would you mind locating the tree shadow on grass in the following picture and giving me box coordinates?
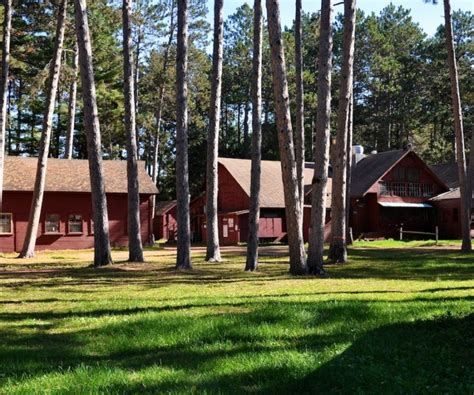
[296,313,474,394]
[0,299,473,393]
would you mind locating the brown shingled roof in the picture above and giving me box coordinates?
[3,156,158,194]
[155,200,177,215]
[430,162,459,189]
[350,149,408,197]
[218,157,332,208]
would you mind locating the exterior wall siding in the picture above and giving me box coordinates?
[0,191,153,253]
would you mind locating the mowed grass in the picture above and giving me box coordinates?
[0,241,473,394]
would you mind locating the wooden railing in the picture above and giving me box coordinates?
[380,182,433,198]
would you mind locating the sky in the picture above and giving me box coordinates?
[208,0,473,37]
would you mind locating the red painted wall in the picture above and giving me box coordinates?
[0,191,153,253]
[153,207,178,241]
[433,199,474,239]
[217,164,250,211]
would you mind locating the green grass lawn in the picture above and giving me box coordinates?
[0,241,473,394]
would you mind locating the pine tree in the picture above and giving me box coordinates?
[205,0,224,262]
[74,0,113,266]
[0,0,12,211]
[175,0,192,269]
[328,0,356,264]
[123,0,144,262]
[266,0,307,275]
[19,0,68,258]
[307,0,333,274]
[245,0,263,272]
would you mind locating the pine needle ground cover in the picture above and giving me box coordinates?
[0,242,472,394]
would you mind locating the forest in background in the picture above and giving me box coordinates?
[1,1,473,200]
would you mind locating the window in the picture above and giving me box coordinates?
[452,208,459,223]
[0,213,12,234]
[45,214,60,234]
[68,215,83,234]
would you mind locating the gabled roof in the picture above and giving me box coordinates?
[155,200,177,215]
[430,162,459,189]
[3,156,158,195]
[350,149,448,197]
[350,150,409,197]
[218,157,331,208]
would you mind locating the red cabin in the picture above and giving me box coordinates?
[0,157,158,253]
[349,148,448,239]
[188,158,332,245]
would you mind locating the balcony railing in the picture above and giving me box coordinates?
[380,182,433,198]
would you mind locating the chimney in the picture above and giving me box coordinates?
[352,145,365,165]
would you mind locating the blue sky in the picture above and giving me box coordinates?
[208,0,473,37]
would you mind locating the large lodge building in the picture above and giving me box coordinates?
[0,147,471,253]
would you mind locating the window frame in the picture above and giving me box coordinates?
[68,214,84,235]
[0,213,13,235]
[44,214,61,234]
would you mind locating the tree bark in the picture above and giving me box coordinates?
[328,0,356,264]
[266,0,307,275]
[19,0,68,258]
[0,0,12,211]
[307,0,333,274]
[345,90,353,244]
[74,0,113,266]
[294,0,305,215]
[205,0,224,262]
[245,0,263,272]
[444,0,471,252]
[175,0,192,269]
[123,0,144,262]
[65,41,78,160]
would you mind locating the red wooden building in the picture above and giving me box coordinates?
[0,157,158,253]
[430,162,474,238]
[153,200,177,241]
[349,149,448,239]
[187,158,332,245]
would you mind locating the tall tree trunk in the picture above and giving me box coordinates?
[266,0,307,275]
[134,25,142,153]
[444,0,471,252]
[245,0,263,272]
[19,0,68,258]
[151,3,176,233]
[0,0,12,211]
[55,84,61,157]
[74,0,113,266]
[175,0,192,269]
[123,0,144,262]
[307,0,333,274]
[243,99,250,156]
[328,0,356,264]
[345,90,353,244]
[17,80,22,155]
[294,0,305,214]
[205,0,224,262]
[65,41,78,159]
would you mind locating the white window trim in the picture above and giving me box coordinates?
[44,214,61,235]
[68,214,84,235]
[0,213,13,235]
